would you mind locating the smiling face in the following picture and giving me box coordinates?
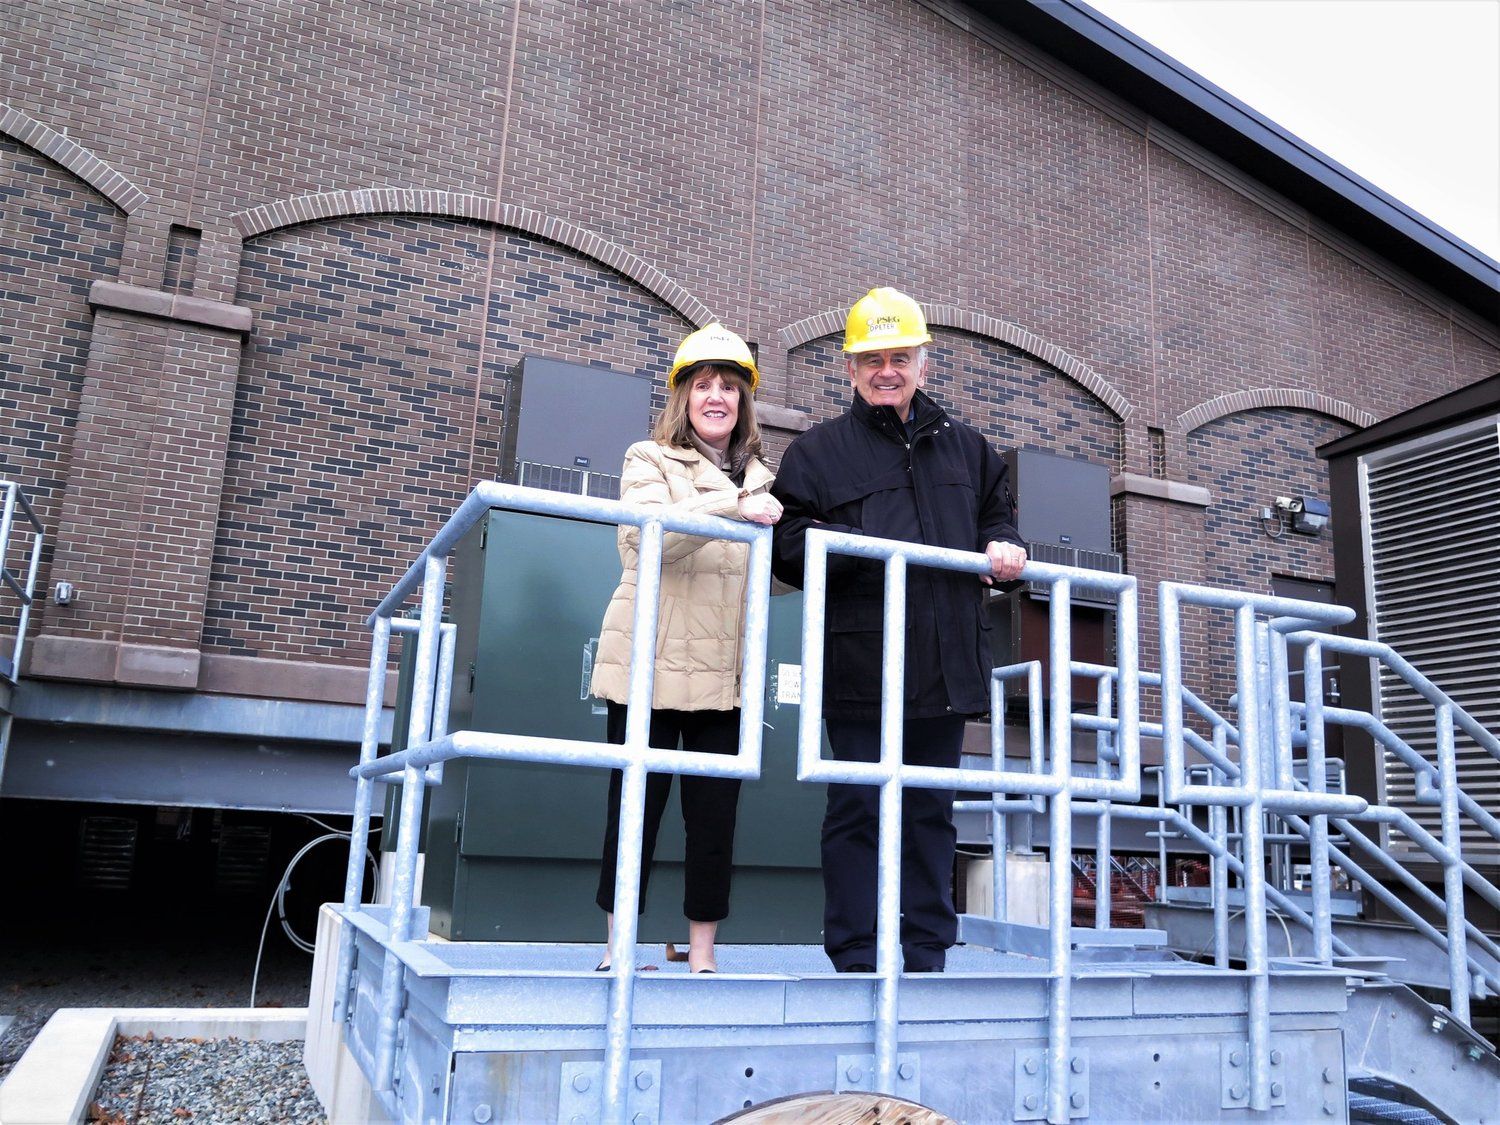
[686,368,741,451]
[848,346,926,420]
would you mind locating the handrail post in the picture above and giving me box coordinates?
[1152,766,1167,903]
[372,554,446,1093]
[1241,611,1271,1111]
[1304,642,1333,965]
[1436,704,1470,1026]
[990,671,1008,921]
[1211,728,1230,968]
[874,554,907,1097]
[1094,675,1112,930]
[602,517,665,1125]
[333,615,394,1023]
[1046,578,1074,1125]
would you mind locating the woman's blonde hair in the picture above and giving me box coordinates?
[652,363,763,464]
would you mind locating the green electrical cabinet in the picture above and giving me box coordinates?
[418,506,824,943]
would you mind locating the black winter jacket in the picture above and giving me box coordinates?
[770,390,1022,719]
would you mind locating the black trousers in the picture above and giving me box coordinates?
[595,702,743,922]
[821,714,967,971]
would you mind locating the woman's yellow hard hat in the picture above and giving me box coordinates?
[842,287,931,353]
[667,323,759,391]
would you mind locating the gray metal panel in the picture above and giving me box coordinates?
[1005,448,1113,553]
[8,679,386,743]
[2,723,360,812]
[509,357,653,478]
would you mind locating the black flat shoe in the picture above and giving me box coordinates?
[839,963,876,973]
[595,962,610,971]
[694,968,716,974]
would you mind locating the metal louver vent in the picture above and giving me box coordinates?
[518,461,622,500]
[1364,417,1500,857]
[1023,542,1124,608]
[215,823,273,893]
[77,816,138,891]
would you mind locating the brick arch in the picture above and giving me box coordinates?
[777,303,1132,421]
[0,102,148,212]
[230,189,714,326]
[1176,388,1377,434]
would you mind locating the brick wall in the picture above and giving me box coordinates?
[788,329,1123,468]
[210,216,687,662]
[0,0,1496,701]
[0,136,125,640]
[1186,408,1352,707]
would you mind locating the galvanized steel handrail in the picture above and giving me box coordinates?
[0,480,44,684]
[334,485,1499,1125]
[0,479,45,798]
[1146,618,1499,1025]
[1285,630,1500,1021]
[336,482,772,1125]
[796,526,1139,1125]
[1155,580,1370,1113]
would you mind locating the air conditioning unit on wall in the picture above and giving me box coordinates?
[498,355,653,498]
[991,450,1122,708]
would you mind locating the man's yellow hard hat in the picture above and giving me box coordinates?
[667,323,759,391]
[842,287,931,353]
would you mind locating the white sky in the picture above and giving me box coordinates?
[1085,0,1500,263]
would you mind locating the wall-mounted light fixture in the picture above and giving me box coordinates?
[1259,495,1330,539]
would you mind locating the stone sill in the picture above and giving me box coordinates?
[89,280,253,335]
[1110,472,1212,507]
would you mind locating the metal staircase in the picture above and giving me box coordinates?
[324,482,1498,1124]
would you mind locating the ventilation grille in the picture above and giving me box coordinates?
[76,816,138,891]
[1366,419,1500,857]
[1023,542,1124,609]
[518,460,621,499]
[215,823,273,894]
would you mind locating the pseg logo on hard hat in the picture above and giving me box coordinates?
[866,315,902,335]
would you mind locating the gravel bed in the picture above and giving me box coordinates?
[88,1035,326,1124]
[0,895,317,1112]
[0,933,311,1083]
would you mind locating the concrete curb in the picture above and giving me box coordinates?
[0,1007,306,1125]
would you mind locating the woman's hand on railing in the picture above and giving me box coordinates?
[738,492,783,525]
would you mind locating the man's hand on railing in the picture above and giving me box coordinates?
[982,539,1027,585]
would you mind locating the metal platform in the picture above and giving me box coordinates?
[325,484,1500,1124]
[335,904,1359,1123]
[1146,900,1500,994]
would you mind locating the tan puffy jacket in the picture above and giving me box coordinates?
[590,440,775,712]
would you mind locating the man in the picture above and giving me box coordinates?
[771,287,1027,973]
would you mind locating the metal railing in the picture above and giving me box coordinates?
[334,486,1497,1125]
[0,480,44,684]
[797,526,1140,1124]
[0,479,45,794]
[1141,620,1500,1024]
[334,482,772,1125]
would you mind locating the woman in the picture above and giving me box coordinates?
[590,323,782,974]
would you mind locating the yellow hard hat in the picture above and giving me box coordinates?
[667,323,759,391]
[842,287,931,353]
